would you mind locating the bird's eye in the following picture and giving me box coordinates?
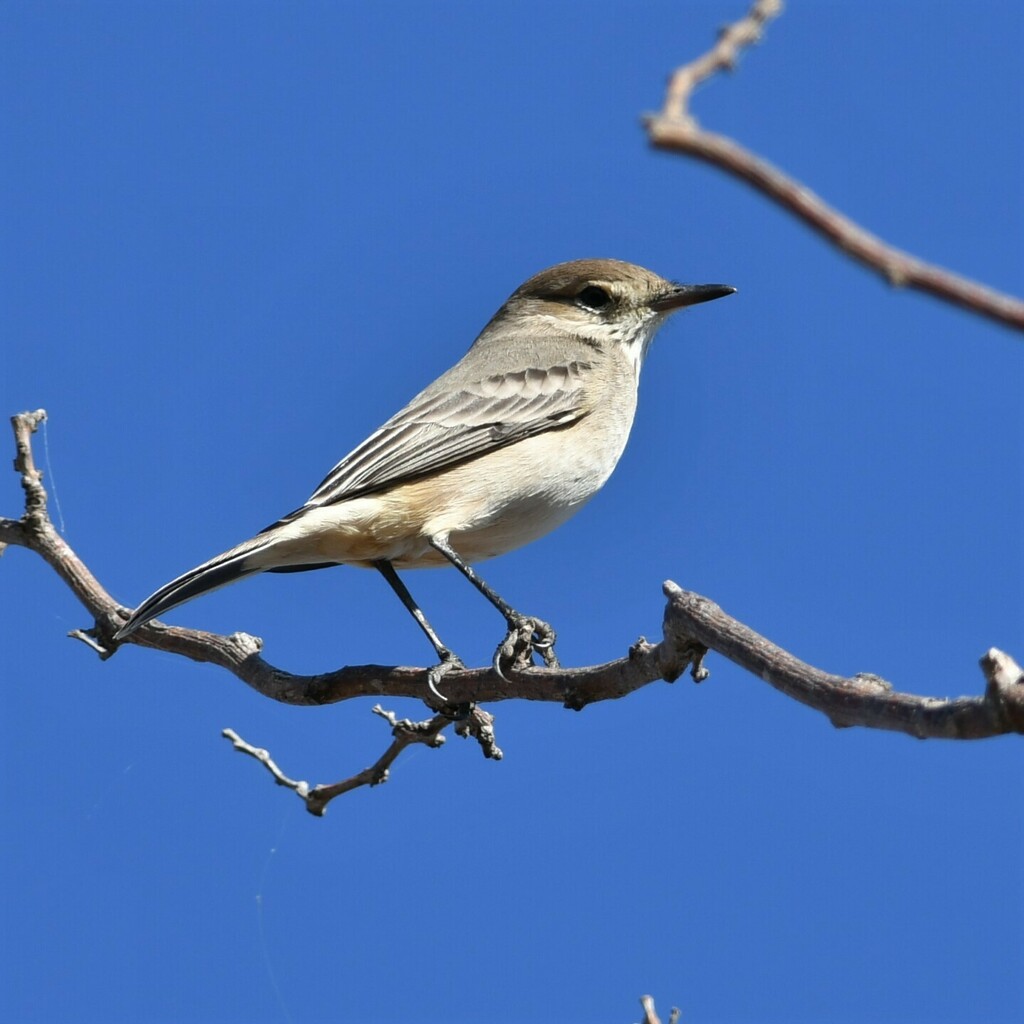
[576,285,612,310]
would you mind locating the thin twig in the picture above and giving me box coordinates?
[661,0,782,124]
[639,994,662,1024]
[12,409,49,519]
[223,705,451,816]
[645,0,1024,333]
[222,728,312,799]
[640,995,681,1024]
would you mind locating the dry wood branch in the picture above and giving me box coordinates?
[224,704,452,816]
[4,405,1022,818]
[645,0,1024,333]
[661,0,781,122]
[639,995,680,1024]
[663,584,1024,738]
[2,410,706,709]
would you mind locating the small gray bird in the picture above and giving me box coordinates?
[115,259,734,684]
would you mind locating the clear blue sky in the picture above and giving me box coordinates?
[3,2,1022,1022]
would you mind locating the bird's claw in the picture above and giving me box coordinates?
[492,615,560,679]
[530,620,559,665]
[427,650,466,702]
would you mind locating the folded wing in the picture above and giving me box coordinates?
[266,361,593,529]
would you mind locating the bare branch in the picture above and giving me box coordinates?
[454,704,504,760]
[2,408,704,709]
[224,704,452,816]
[639,995,661,1024]
[661,0,782,123]
[639,995,680,1024]
[5,405,1023,816]
[645,0,1024,333]
[12,408,49,518]
[222,728,314,800]
[4,410,127,627]
[664,583,1024,738]
[980,648,1024,710]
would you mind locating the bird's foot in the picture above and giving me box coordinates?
[427,649,466,703]
[493,615,560,679]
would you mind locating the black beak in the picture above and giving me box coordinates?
[651,283,737,312]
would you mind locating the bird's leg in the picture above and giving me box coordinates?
[427,536,560,676]
[374,560,465,702]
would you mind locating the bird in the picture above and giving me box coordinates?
[114,259,735,691]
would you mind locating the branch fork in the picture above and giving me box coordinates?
[223,705,454,816]
[645,0,1024,332]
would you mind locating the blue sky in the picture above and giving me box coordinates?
[3,2,1022,1022]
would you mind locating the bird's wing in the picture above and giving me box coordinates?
[276,360,593,520]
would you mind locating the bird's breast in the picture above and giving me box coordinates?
[398,399,636,566]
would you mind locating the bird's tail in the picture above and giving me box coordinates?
[114,536,277,640]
